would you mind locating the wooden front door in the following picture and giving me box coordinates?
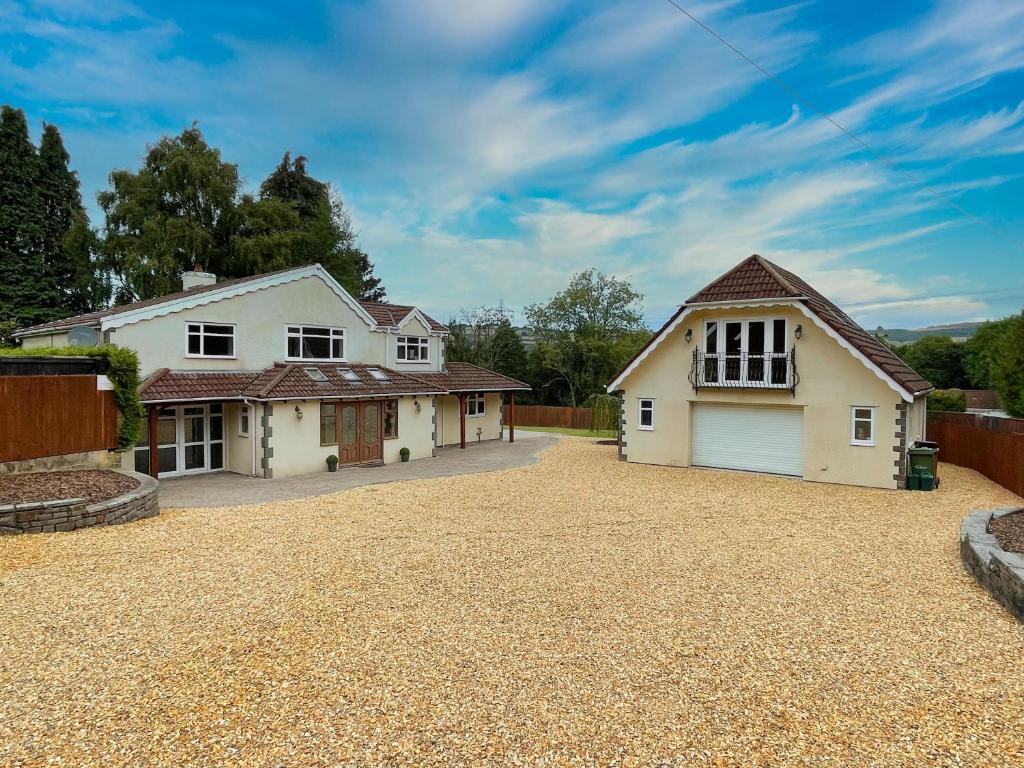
[336,401,382,465]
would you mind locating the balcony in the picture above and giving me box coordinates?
[688,348,799,395]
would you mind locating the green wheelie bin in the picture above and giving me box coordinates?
[907,441,939,489]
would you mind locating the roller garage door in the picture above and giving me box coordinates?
[691,403,804,477]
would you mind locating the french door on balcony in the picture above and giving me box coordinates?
[703,319,789,387]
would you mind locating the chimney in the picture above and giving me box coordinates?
[182,266,216,291]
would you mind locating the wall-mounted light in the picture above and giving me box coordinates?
[294,405,304,420]
[414,399,422,413]
[794,324,803,340]
[684,328,693,343]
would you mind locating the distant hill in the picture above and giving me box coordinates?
[883,322,985,344]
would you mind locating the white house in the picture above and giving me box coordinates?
[16,265,529,478]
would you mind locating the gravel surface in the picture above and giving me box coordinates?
[1,440,1022,767]
[0,469,138,505]
[990,510,1024,553]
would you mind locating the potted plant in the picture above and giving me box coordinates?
[326,454,339,472]
[399,447,410,463]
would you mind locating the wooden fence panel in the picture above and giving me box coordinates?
[502,404,594,430]
[0,375,118,462]
[927,411,1024,498]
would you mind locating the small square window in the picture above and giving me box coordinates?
[851,406,875,446]
[466,394,486,416]
[384,400,398,439]
[638,399,655,430]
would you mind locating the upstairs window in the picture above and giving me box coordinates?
[187,323,235,358]
[466,393,486,417]
[397,335,429,362]
[287,325,345,361]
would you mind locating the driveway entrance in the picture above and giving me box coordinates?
[158,431,560,508]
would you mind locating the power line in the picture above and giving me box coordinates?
[659,0,1017,247]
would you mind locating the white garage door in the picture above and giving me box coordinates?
[691,403,804,477]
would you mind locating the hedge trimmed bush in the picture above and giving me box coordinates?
[928,389,967,413]
[0,345,143,448]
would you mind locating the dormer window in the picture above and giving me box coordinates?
[287,325,345,361]
[397,335,429,362]
[187,323,235,358]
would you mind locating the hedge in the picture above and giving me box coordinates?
[928,388,967,413]
[0,345,143,449]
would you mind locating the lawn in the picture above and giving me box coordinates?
[2,440,1022,766]
[515,424,617,438]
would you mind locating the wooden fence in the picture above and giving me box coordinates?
[502,404,595,430]
[927,411,1024,498]
[0,375,118,462]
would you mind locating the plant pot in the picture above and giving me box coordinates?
[399,448,410,463]
[327,463,337,472]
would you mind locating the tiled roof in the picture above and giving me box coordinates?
[358,301,448,332]
[138,369,264,403]
[611,255,933,397]
[15,266,307,335]
[243,364,446,400]
[411,362,530,392]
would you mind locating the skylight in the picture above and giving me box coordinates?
[337,367,362,383]
[367,368,390,382]
[303,367,329,383]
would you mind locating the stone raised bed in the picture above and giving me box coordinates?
[960,506,1024,622]
[0,470,158,535]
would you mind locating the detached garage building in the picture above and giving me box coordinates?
[607,255,933,489]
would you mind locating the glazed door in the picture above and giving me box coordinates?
[338,403,360,464]
[359,402,382,463]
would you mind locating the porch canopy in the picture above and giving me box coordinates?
[412,362,531,448]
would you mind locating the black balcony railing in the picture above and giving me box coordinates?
[688,347,799,395]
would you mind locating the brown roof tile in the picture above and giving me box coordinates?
[358,301,448,332]
[411,362,530,392]
[612,255,932,397]
[243,364,446,400]
[139,370,265,403]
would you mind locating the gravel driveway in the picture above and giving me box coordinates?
[2,439,1022,767]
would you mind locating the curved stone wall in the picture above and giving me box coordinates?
[0,470,158,535]
[960,507,1024,623]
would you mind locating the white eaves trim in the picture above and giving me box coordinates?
[101,265,378,332]
[607,299,914,402]
[395,307,447,336]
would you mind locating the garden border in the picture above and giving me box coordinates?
[0,470,159,535]
[960,507,1024,623]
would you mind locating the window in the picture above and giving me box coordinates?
[187,323,235,358]
[384,400,398,439]
[304,367,329,383]
[851,406,875,446]
[702,318,789,387]
[397,336,429,362]
[238,405,250,437]
[287,325,345,361]
[638,398,655,430]
[466,394,486,417]
[368,368,390,382]
[320,403,337,446]
[337,367,362,383]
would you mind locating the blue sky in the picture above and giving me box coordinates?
[2,0,1023,330]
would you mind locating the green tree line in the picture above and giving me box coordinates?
[890,315,1024,417]
[0,106,383,343]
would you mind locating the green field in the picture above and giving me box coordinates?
[515,425,617,439]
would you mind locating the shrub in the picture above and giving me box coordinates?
[0,345,143,448]
[927,389,966,413]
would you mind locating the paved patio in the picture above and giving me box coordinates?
[157,431,561,508]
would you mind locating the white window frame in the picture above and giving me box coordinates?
[701,317,789,387]
[285,325,346,362]
[851,406,876,446]
[466,393,486,417]
[638,398,655,431]
[238,405,250,438]
[186,322,236,359]
[396,335,430,363]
